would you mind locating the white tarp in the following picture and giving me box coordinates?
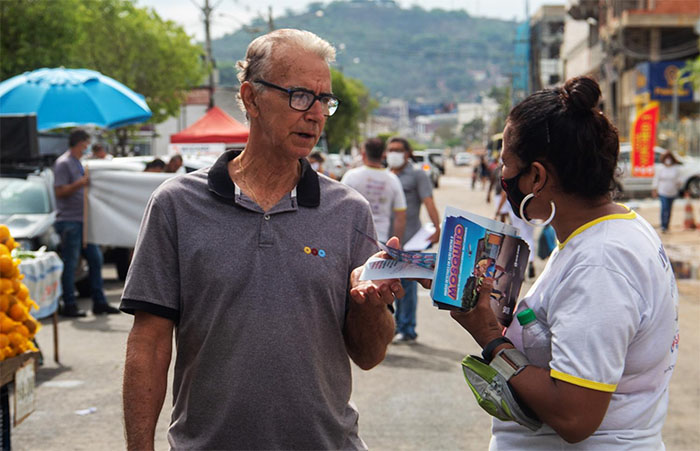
[86,170,175,247]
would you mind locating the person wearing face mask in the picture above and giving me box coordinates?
[341,138,406,243]
[449,76,679,449]
[387,137,441,343]
[307,150,330,177]
[652,151,683,233]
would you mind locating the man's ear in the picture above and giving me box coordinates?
[240,82,259,118]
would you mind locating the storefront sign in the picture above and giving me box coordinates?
[635,61,693,102]
[631,102,659,178]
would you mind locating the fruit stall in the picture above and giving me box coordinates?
[0,225,55,448]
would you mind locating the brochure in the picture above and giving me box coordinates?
[403,223,437,252]
[355,207,530,327]
[431,207,530,327]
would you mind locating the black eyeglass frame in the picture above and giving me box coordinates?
[254,79,340,116]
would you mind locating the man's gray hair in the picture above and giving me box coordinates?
[236,29,336,112]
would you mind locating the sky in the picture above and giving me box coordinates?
[137,0,566,41]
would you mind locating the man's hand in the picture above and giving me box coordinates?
[345,236,403,370]
[449,278,503,348]
[349,236,405,305]
[55,174,90,198]
[428,225,441,244]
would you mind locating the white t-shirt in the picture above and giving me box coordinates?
[341,166,407,242]
[492,209,679,450]
[652,165,682,198]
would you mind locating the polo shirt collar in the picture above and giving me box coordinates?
[207,149,320,207]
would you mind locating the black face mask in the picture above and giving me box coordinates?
[501,167,530,219]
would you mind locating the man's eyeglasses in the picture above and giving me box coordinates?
[254,79,340,117]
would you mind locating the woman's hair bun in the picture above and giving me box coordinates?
[561,76,601,112]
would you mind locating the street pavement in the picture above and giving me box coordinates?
[10,162,700,450]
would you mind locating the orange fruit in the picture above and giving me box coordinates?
[0,294,9,313]
[14,324,29,338]
[0,244,8,256]
[16,284,28,301]
[5,239,17,252]
[0,279,12,294]
[0,317,17,333]
[23,318,39,335]
[0,255,12,277]
[8,303,26,322]
[0,334,8,348]
[2,346,14,358]
[8,332,24,347]
[0,225,9,244]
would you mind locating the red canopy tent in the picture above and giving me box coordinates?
[170,106,248,144]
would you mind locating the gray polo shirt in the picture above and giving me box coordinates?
[394,163,433,242]
[53,151,85,222]
[121,150,378,450]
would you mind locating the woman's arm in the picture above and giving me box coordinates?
[451,279,612,443]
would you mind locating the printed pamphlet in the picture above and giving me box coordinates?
[431,207,530,326]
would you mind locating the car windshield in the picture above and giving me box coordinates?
[0,178,51,214]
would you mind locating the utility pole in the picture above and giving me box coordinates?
[267,6,274,32]
[193,0,220,109]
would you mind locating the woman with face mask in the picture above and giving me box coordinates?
[652,151,683,233]
[448,76,679,449]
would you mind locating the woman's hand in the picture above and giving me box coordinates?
[450,278,504,348]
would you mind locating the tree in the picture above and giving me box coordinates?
[683,55,700,89]
[1,0,207,125]
[0,0,83,79]
[487,85,511,136]
[325,68,376,152]
[433,123,456,145]
[461,117,485,145]
[74,0,207,124]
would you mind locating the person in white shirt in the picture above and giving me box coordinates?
[341,138,406,242]
[652,151,683,233]
[450,76,679,449]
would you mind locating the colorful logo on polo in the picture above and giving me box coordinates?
[304,246,326,258]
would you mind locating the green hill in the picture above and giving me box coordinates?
[212,0,519,103]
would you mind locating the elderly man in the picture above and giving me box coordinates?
[121,29,401,450]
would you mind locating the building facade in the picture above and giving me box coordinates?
[565,0,700,154]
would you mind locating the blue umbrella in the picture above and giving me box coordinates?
[0,67,152,131]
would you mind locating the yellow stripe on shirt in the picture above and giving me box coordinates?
[558,206,636,250]
[550,369,617,392]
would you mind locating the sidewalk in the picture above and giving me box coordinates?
[630,198,700,280]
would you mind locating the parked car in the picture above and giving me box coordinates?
[412,151,440,188]
[423,148,445,174]
[454,152,474,167]
[616,144,700,199]
[0,169,60,251]
[0,166,93,297]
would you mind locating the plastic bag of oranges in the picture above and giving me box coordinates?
[0,225,41,361]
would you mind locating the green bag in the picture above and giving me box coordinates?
[461,355,542,431]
